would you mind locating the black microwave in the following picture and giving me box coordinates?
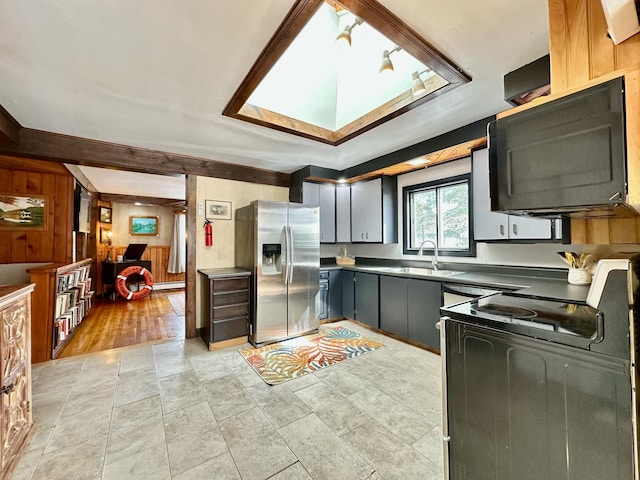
[488,76,631,217]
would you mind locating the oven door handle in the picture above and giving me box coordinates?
[590,311,605,344]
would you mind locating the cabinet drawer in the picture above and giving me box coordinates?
[212,277,249,293]
[212,316,248,342]
[213,303,248,320]
[212,290,248,307]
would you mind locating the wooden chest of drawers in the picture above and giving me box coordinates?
[199,269,251,349]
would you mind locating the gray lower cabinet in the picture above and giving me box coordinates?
[380,276,408,337]
[319,269,343,320]
[407,279,442,350]
[328,270,343,319]
[446,321,632,480]
[355,272,379,328]
[379,276,441,349]
[342,270,355,319]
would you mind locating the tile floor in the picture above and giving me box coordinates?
[12,320,444,480]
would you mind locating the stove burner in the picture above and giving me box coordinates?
[473,303,538,320]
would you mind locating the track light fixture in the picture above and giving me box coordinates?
[379,46,401,74]
[411,69,431,97]
[335,18,363,47]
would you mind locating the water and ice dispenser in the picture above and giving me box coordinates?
[261,243,282,275]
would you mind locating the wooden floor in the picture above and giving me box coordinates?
[57,289,186,359]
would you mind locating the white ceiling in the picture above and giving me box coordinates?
[75,166,185,200]
[0,0,550,177]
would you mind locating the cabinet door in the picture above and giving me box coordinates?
[407,279,441,349]
[508,215,552,240]
[355,272,379,328]
[342,271,355,319]
[319,183,336,243]
[302,182,320,206]
[351,179,382,242]
[379,276,408,337]
[472,148,509,240]
[328,270,343,319]
[1,300,31,473]
[335,185,351,243]
[473,148,552,241]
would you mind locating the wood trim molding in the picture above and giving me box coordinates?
[0,104,21,144]
[0,127,290,188]
[185,174,197,339]
[100,193,185,207]
[222,0,470,146]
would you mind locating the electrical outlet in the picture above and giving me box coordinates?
[198,202,204,216]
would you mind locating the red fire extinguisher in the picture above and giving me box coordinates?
[203,219,213,246]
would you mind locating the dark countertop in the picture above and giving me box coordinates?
[320,263,590,304]
[198,267,251,278]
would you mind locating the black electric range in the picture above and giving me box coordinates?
[441,293,604,351]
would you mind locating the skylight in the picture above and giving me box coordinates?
[223,0,469,146]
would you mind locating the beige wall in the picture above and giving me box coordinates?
[110,203,175,246]
[195,176,288,328]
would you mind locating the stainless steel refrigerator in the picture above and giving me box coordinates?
[235,200,319,346]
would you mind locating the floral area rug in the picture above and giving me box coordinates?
[239,326,385,385]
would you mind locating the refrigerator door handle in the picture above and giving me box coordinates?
[288,226,294,284]
[282,226,290,285]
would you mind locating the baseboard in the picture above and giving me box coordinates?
[154,281,185,291]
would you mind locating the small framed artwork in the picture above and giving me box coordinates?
[100,227,112,244]
[129,216,159,236]
[99,206,112,224]
[0,194,47,230]
[205,200,232,220]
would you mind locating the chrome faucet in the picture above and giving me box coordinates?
[417,239,439,270]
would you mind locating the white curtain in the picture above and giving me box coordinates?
[168,213,186,274]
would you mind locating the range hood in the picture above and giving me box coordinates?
[489,75,638,219]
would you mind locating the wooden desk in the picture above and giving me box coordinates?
[102,260,152,296]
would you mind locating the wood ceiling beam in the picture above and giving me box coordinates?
[0,128,290,187]
[0,105,21,144]
[100,193,185,207]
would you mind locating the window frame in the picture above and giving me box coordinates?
[402,173,475,257]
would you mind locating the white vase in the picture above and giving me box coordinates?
[568,268,591,285]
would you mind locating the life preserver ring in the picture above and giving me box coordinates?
[115,266,154,301]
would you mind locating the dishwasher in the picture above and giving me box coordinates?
[442,283,502,307]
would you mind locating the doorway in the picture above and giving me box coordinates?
[58,166,193,358]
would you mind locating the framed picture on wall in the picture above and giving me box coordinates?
[0,194,47,230]
[100,227,112,244]
[205,200,232,220]
[129,216,159,236]
[99,206,112,224]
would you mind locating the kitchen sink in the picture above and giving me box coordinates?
[353,266,461,277]
[384,267,461,277]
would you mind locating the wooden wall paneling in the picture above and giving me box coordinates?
[618,34,640,69]
[587,0,616,78]
[9,170,27,262]
[586,218,611,244]
[626,69,640,204]
[549,0,569,90]
[609,218,640,243]
[570,219,587,244]
[40,173,56,262]
[565,0,591,87]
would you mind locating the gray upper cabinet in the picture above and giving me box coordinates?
[303,181,336,243]
[472,148,553,241]
[350,176,397,244]
[336,185,351,243]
